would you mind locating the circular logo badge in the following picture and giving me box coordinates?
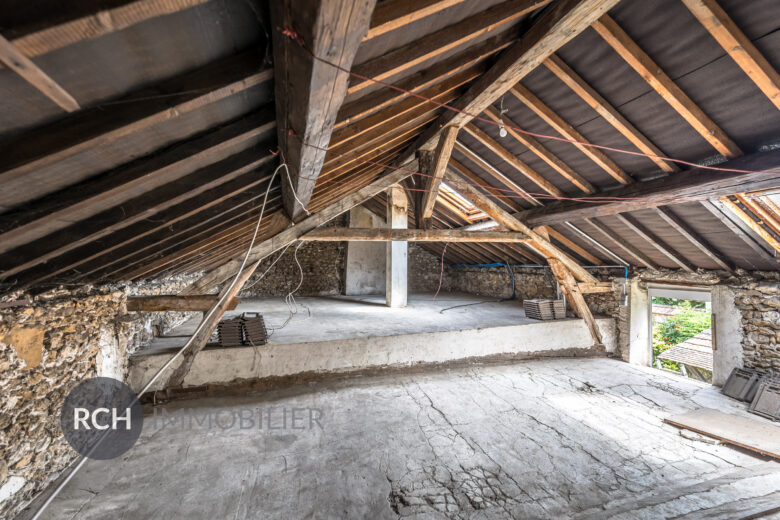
[60,377,143,460]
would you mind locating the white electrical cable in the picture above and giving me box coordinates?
[31,161,285,520]
[282,162,311,216]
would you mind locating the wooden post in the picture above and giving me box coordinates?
[386,184,408,307]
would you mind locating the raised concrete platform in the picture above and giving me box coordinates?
[34,359,780,519]
[128,293,616,392]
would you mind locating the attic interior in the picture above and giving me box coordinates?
[2,0,780,518]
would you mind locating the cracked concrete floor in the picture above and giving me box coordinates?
[39,359,780,519]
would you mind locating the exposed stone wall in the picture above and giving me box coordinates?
[409,244,453,293]
[240,216,348,297]
[0,277,193,519]
[633,268,780,373]
[734,281,780,373]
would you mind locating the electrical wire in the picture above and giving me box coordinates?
[433,244,449,301]
[30,159,285,520]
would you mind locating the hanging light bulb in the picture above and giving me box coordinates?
[498,118,507,138]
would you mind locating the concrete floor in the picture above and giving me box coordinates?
[141,293,539,353]
[41,358,780,519]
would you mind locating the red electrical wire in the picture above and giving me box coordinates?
[279,26,780,177]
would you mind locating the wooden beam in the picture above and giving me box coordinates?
[349,0,552,95]
[442,168,598,283]
[2,0,209,64]
[520,149,780,226]
[0,33,79,112]
[271,0,377,221]
[583,217,659,269]
[592,14,742,158]
[0,51,272,211]
[510,84,634,184]
[547,257,603,345]
[543,54,678,173]
[301,228,529,242]
[483,106,596,193]
[364,0,467,40]
[578,281,613,294]
[420,126,459,221]
[127,295,240,312]
[681,0,780,111]
[463,123,566,197]
[736,194,780,238]
[183,167,417,295]
[655,206,736,273]
[614,213,695,272]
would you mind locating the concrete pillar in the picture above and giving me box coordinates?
[628,278,651,366]
[386,185,408,307]
[344,207,385,295]
[711,285,743,386]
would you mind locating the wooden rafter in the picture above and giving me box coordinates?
[420,126,459,222]
[583,217,658,269]
[442,168,598,283]
[463,123,566,197]
[2,0,209,63]
[720,196,780,252]
[336,32,510,128]
[592,14,742,159]
[364,0,467,40]
[0,34,79,112]
[543,54,678,173]
[655,206,735,273]
[448,158,524,213]
[681,0,780,111]
[0,51,272,211]
[537,226,604,265]
[483,106,596,193]
[270,0,377,221]
[564,221,628,266]
[700,199,779,265]
[0,111,275,254]
[349,0,552,95]
[454,141,541,206]
[520,149,780,226]
[509,84,634,184]
[614,213,695,272]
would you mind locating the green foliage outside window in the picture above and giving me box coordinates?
[652,300,711,370]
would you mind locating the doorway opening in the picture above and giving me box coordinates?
[649,285,712,383]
